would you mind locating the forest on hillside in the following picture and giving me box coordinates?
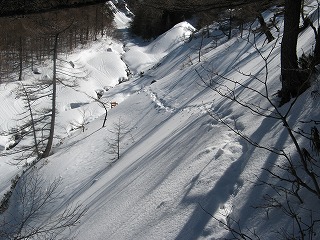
[127,0,284,39]
[128,0,320,105]
[0,2,115,83]
[0,0,110,16]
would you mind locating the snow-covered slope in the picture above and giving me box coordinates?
[1,2,320,240]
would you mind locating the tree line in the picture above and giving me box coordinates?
[0,0,110,17]
[0,2,116,163]
[0,3,115,83]
[128,0,282,39]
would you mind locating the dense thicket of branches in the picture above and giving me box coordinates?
[0,168,87,239]
[0,3,114,83]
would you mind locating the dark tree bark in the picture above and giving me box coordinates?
[280,0,308,105]
[18,36,23,81]
[312,26,320,66]
[312,3,320,66]
[257,13,274,43]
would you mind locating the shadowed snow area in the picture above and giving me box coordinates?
[1,1,320,240]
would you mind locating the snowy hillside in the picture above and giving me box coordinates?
[1,1,320,239]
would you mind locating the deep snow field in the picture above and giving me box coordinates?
[1,1,320,239]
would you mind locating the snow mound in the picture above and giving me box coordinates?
[123,21,195,74]
[146,22,195,54]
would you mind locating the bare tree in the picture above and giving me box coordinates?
[107,117,133,161]
[84,91,110,128]
[42,20,74,158]
[1,77,53,164]
[0,168,87,240]
[1,58,85,164]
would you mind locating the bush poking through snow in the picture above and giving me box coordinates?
[118,77,129,84]
[95,89,104,99]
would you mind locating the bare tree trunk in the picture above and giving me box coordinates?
[21,84,40,158]
[42,33,58,158]
[280,0,307,105]
[198,31,205,62]
[313,1,320,65]
[102,105,108,128]
[312,26,320,66]
[95,6,98,41]
[257,13,274,43]
[18,36,23,81]
[228,10,232,40]
[117,130,120,160]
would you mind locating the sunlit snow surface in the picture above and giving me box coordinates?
[1,1,320,239]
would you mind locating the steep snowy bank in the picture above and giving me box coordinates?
[1,2,320,240]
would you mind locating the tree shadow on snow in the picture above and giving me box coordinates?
[174,107,298,239]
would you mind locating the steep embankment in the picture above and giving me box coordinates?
[1,2,320,240]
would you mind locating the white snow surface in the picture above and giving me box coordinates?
[1,2,320,240]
